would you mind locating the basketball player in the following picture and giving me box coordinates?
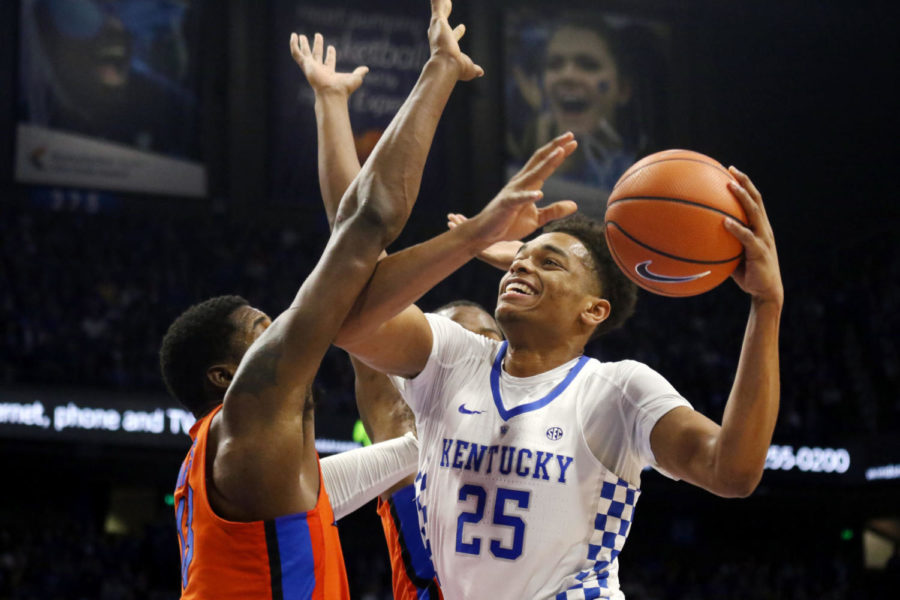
[162,2,487,597]
[335,148,783,597]
[289,32,510,599]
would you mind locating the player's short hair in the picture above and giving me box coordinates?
[159,295,249,414]
[543,215,637,339]
[435,299,491,314]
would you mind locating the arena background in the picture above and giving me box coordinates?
[1,0,898,598]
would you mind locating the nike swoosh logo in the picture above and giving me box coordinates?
[635,260,711,283]
[458,404,485,415]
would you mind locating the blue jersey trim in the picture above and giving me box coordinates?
[273,513,316,600]
[490,341,590,421]
[391,484,438,583]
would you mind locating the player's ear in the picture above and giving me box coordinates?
[207,364,235,392]
[580,297,610,330]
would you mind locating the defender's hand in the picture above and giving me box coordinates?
[448,213,521,270]
[290,32,368,97]
[469,132,578,245]
[428,0,484,81]
[723,167,784,306]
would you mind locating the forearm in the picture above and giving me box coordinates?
[336,218,483,345]
[336,56,460,240]
[713,298,782,494]
[315,91,361,226]
[320,432,419,521]
[352,355,416,444]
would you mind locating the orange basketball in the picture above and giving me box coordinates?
[604,149,748,297]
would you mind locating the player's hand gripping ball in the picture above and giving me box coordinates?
[604,149,748,297]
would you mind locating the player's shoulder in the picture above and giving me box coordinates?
[576,357,672,399]
[581,357,658,382]
[424,312,501,359]
[581,357,682,409]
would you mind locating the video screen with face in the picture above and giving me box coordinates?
[504,9,672,221]
[16,0,206,197]
[270,0,435,212]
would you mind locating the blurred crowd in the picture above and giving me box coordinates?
[0,517,176,600]
[2,508,894,600]
[1,202,898,439]
[617,543,900,600]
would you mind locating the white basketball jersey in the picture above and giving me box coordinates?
[393,315,690,600]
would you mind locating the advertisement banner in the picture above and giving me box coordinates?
[15,124,205,196]
[0,387,359,454]
[269,0,445,213]
[16,0,206,196]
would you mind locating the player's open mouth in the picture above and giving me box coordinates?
[500,278,539,301]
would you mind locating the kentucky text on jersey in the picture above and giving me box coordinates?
[439,437,574,483]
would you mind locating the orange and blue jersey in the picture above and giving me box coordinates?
[174,405,349,599]
[377,484,442,600]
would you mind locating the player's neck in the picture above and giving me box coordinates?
[502,339,584,378]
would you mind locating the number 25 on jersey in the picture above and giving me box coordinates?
[456,484,530,560]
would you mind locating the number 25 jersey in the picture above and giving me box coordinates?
[392,315,690,600]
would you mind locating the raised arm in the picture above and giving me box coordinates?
[650,167,783,498]
[336,133,579,377]
[447,212,522,270]
[214,1,480,519]
[290,32,366,225]
[331,0,483,228]
[294,31,422,459]
[294,30,426,440]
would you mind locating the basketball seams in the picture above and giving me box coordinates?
[605,149,744,297]
[611,157,731,194]
[607,196,749,227]
[605,222,744,265]
[605,230,686,297]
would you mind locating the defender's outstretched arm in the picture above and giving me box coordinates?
[294,30,419,462]
[290,32,367,227]
[215,0,481,520]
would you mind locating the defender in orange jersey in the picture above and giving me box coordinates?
[174,401,346,599]
[293,24,576,599]
[160,2,485,597]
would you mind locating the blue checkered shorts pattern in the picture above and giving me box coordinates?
[555,475,640,600]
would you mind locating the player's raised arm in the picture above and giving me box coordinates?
[294,33,445,598]
[290,32,367,225]
[329,0,483,230]
[447,212,523,270]
[649,167,783,498]
[295,30,423,440]
[336,133,579,377]
[215,0,480,520]
[295,29,421,481]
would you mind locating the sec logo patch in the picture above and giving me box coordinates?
[546,426,564,441]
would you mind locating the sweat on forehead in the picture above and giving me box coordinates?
[528,232,604,296]
[522,233,597,270]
